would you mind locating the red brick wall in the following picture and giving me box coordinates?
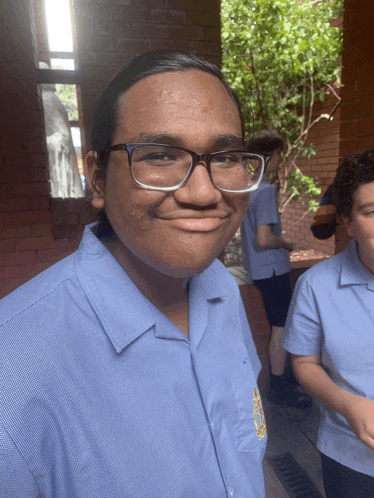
[0,0,51,297]
[336,0,374,253]
[281,89,340,256]
[240,284,271,364]
[339,0,374,156]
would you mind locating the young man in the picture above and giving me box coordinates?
[283,149,374,498]
[0,51,267,497]
[241,131,311,408]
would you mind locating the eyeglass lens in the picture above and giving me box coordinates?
[130,145,263,191]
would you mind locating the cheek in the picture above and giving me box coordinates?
[105,181,167,239]
[231,194,250,220]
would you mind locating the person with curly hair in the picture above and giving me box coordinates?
[283,149,374,498]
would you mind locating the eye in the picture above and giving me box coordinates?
[211,153,240,165]
[143,152,176,162]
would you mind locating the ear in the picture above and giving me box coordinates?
[85,151,105,210]
[342,215,354,238]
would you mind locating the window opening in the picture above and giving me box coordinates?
[45,0,75,70]
[40,80,84,198]
[36,0,85,197]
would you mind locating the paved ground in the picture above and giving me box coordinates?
[263,397,326,497]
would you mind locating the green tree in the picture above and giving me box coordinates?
[56,83,79,121]
[51,65,79,121]
[221,0,344,212]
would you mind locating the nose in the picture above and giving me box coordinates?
[174,161,222,206]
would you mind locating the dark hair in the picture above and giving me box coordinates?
[333,149,374,218]
[247,130,284,155]
[91,50,245,174]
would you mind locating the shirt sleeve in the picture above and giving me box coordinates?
[252,185,279,227]
[282,272,323,357]
[0,421,40,498]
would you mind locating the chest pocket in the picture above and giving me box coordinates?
[231,358,267,452]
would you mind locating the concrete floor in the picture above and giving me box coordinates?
[263,397,326,498]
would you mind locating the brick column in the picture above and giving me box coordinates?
[337,0,374,253]
[0,0,53,296]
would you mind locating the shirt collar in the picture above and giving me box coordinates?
[74,224,229,352]
[190,260,229,301]
[340,239,374,291]
[75,224,156,353]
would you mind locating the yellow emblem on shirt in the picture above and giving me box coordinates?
[253,387,266,440]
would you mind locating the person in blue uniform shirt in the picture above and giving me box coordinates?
[283,149,374,498]
[0,50,268,497]
[241,131,311,409]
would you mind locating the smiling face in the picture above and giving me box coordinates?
[90,69,249,278]
[343,181,374,274]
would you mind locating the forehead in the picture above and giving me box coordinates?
[353,181,374,207]
[113,69,242,144]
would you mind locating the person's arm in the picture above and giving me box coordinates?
[257,224,294,251]
[292,354,374,451]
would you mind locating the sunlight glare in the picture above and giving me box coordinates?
[45,0,74,52]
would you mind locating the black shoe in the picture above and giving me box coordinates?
[267,388,313,409]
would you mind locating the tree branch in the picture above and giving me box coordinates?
[326,82,341,102]
[279,191,296,213]
[289,207,312,226]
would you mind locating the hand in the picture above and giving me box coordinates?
[343,396,374,451]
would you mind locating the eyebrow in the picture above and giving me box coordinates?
[127,133,245,150]
[357,202,374,211]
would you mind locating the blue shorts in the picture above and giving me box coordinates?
[252,272,292,327]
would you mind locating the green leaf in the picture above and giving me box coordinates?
[221,0,343,212]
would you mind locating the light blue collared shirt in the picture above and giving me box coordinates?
[241,177,290,280]
[283,240,374,477]
[0,223,267,497]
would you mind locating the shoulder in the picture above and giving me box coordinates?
[0,253,77,327]
[0,252,87,376]
[251,180,276,205]
[0,252,89,413]
[252,179,274,196]
[295,253,342,293]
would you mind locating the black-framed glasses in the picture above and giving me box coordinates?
[104,143,266,193]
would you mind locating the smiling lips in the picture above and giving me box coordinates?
[160,214,230,232]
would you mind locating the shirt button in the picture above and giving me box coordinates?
[228,486,234,496]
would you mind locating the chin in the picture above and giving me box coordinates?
[149,255,217,279]
[117,234,224,279]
